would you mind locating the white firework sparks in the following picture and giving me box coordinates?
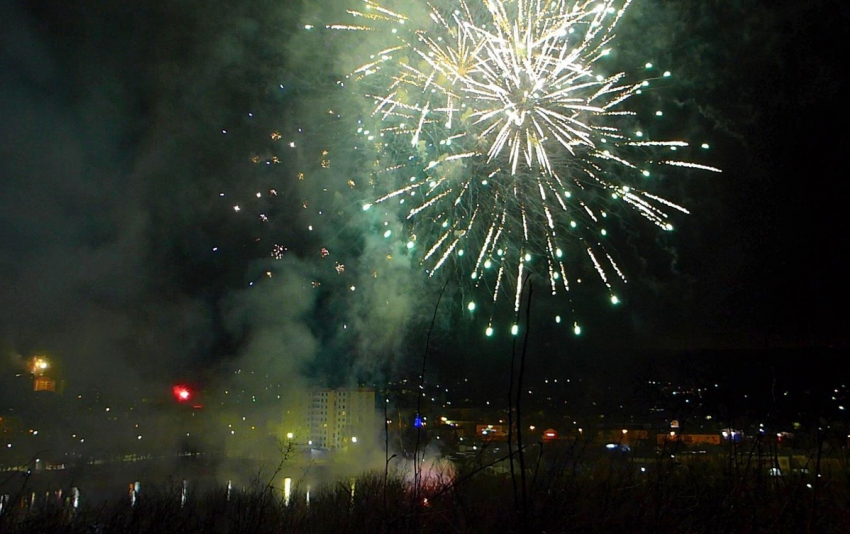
[334,0,720,334]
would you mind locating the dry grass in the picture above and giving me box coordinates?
[2,447,849,533]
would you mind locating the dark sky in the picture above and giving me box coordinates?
[1,0,847,398]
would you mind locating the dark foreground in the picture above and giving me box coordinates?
[1,447,849,533]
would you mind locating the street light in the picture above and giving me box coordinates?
[30,356,50,376]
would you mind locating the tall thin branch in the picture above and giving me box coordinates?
[413,280,448,506]
[515,281,533,525]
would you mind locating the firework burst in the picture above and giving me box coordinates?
[333,0,720,334]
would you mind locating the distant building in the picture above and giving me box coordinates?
[0,415,19,437]
[33,376,56,392]
[657,431,722,447]
[304,388,376,449]
[476,424,507,441]
[596,428,652,447]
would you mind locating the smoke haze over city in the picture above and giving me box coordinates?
[0,2,847,521]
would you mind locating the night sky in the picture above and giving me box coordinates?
[1,0,847,399]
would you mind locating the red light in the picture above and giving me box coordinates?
[173,385,192,402]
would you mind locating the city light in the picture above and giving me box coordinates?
[30,355,50,376]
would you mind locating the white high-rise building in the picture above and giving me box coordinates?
[306,387,376,449]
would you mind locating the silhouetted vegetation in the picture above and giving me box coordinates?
[2,442,850,533]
